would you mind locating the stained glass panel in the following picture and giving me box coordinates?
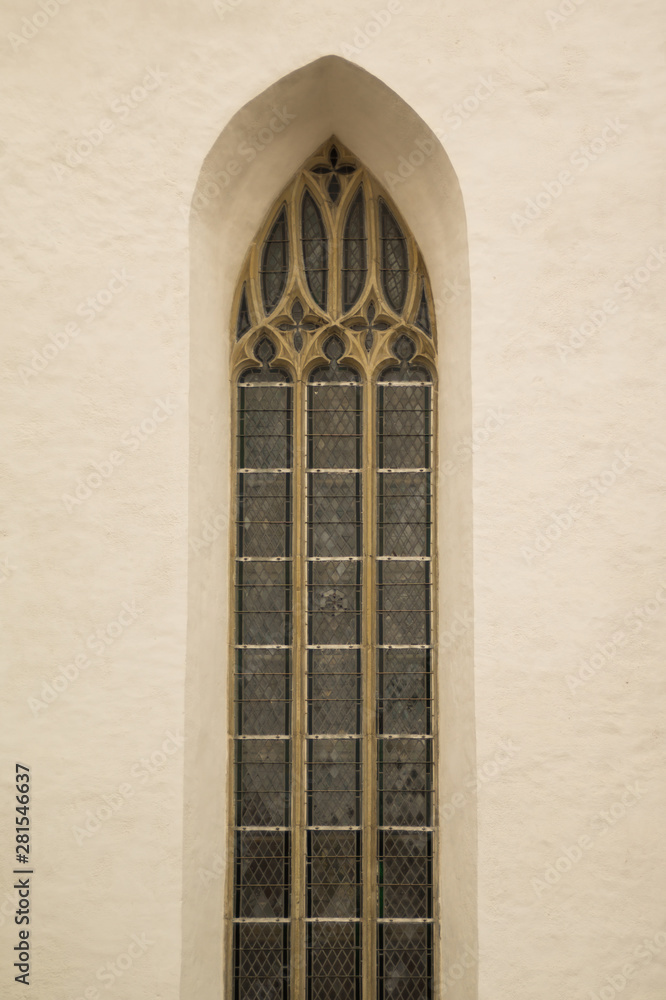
[379,200,409,314]
[302,190,328,310]
[342,188,367,313]
[261,207,289,314]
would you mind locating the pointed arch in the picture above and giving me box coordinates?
[184,56,475,1000]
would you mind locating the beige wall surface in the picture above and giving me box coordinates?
[1,1,664,999]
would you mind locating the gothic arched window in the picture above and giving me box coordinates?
[230,138,437,1000]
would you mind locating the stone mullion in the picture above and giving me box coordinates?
[290,375,306,1000]
[362,367,377,1000]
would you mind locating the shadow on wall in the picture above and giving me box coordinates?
[183,54,475,1000]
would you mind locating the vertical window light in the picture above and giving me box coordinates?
[306,336,363,999]
[376,336,433,1000]
[233,338,293,1000]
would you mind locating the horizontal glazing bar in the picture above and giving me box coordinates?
[236,827,291,832]
[377,468,429,473]
[305,917,362,922]
[308,556,361,561]
[239,468,292,474]
[379,826,434,832]
[233,917,290,923]
[237,556,292,562]
[307,468,361,474]
[377,918,435,923]
[307,826,361,831]
[378,645,431,650]
[236,644,291,649]
[307,644,361,650]
[377,556,430,561]
[236,734,290,740]
[241,382,292,388]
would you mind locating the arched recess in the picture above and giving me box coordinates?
[183,55,475,1000]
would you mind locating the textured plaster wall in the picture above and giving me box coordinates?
[1,1,664,1000]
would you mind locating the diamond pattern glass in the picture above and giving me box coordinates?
[378,739,433,828]
[233,922,290,1000]
[377,648,431,736]
[308,473,361,558]
[261,207,289,314]
[378,830,432,919]
[307,922,361,1000]
[236,739,290,828]
[379,200,408,314]
[342,187,367,312]
[307,738,361,827]
[378,923,432,1000]
[307,829,361,918]
[377,472,430,558]
[308,384,362,469]
[308,648,361,736]
[234,369,292,1000]
[238,385,292,470]
[237,647,290,737]
[238,472,291,559]
[308,560,361,646]
[236,831,290,918]
[378,385,430,469]
[302,190,328,310]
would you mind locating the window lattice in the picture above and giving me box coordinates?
[231,138,437,1000]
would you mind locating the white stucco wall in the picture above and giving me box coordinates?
[1,1,664,999]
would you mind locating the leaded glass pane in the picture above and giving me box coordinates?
[377,648,431,736]
[237,284,252,339]
[308,473,362,558]
[378,923,432,1000]
[237,560,292,646]
[307,922,361,1000]
[302,190,328,309]
[378,739,433,828]
[377,560,431,647]
[235,830,290,918]
[378,830,432,919]
[236,739,290,828]
[342,188,367,312]
[308,648,362,736]
[238,385,292,469]
[378,472,430,558]
[261,207,289,314]
[237,648,290,737]
[307,738,361,826]
[234,923,290,1000]
[238,472,291,559]
[308,385,362,469]
[379,200,409,314]
[308,560,361,646]
[307,829,361,918]
[414,285,431,337]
